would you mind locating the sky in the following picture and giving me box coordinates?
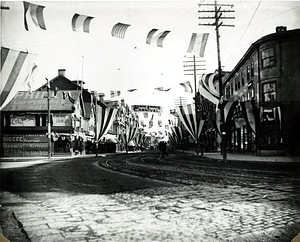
[1,0,300,113]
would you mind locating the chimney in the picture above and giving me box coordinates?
[276,26,287,33]
[58,69,66,76]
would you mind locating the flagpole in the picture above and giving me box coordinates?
[47,78,52,159]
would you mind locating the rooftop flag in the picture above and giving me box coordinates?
[127,88,138,92]
[146,29,170,47]
[23,1,46,31]
[187,33,209,57]
[179,81,193,93]
[0,47,35,110]
[72,13,94,33]
[111,22,131,38]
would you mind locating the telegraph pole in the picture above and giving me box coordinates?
[198,0,235,160]
[183,55,206,155]
[46,78,52,159]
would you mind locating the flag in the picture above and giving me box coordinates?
[154,87,171,92]
[180,81,193,93]
[0,47,35,110]
[146,29,170,47]
[23,1,46,31]
[72,13,94,33]
[127,88,138,92]
[187,33,209,57]
[110,90,121,98]
[25,63,37,93]
[111,22,131,38]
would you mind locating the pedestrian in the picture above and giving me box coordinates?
[159,141,168,159]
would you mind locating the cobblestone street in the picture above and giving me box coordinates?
[1,153,300,241]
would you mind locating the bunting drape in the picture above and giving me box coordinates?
[120,125,138,147]
[0,47,35,110]
[176,104,205,141]
[96,106,117,141]
[241,100,256,134]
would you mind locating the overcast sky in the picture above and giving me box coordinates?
[2,0,300,111]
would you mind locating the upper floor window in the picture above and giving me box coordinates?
[250,61,254,77]
[261,47,275,68]
[241,72,245,86]
[246,66,250,81]
[262,82,276,102]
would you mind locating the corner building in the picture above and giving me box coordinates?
[223,27,300,156]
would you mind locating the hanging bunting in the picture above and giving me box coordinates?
[187,33,209,57]
[23,1,46,31]
[198,73,219,104]
[179,81,193,93]
[72,13,94,33]
[0,47,36,110]
[96,106,117,141]
[240,100,256,134]
[175,104,205,141]
[146,29,170,47]
[111,22,131,38]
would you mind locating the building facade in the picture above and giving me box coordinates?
[223,27,300,155]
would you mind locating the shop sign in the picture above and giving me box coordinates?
[10,114,35,127]
[2,134,48,143]
[132,105,162,113]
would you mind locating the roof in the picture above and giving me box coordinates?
[2,91,81,112]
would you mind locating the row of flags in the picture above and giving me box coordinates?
[22,1,209,53]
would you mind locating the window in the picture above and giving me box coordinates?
[261,47,275,68]
[241,72,245,86]
[250,61,254,77]
[262,82,276,102]
[246,66,250,81]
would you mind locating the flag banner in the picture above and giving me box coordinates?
[154,87,171,92]
[72,13,94,33]
[146,29,171,47]
[187,33,209,57]
[23,1,46,31]
[25,63,37,93]
[198,73,220,104]
[96,107,117,141]
[168,132,177,146]
[176,104,205,141]
[0,47,36,110]
[241,101,256,134]
[110,90,121,98]
[127,88,138,92]
[111,22,131,38]
[180,81,193,93]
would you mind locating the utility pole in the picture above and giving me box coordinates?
[198,0,235,160]
[183,55,206,155]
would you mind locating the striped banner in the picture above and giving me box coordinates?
[72,13,94,33]
[198,73,219,105]
[96,107,117,141]
[23,1,46,31]
[180,81,193,93]
[1,47,35,110]
[176,104,205,141]
[187,33,209,57]
[170,126,183,145]
[241,101,256,134]
[146,29,171,47]
[111,22,131,38]
[120,125,138,146]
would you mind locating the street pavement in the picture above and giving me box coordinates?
[0,152,300,241]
